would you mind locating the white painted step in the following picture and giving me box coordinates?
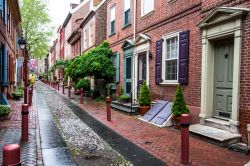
[205,118,231,131]
[190,124,241,146]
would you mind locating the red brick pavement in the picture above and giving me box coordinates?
[53,83,250,166]
[0,100,36,129]
[0,88,43,165]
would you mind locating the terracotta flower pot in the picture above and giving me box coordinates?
[139,106,150,116]
[172,116,181,129]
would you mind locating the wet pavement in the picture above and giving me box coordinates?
[38,82,166,166]
[36,88,76,166]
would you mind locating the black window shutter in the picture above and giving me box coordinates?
[179,30,190,85]
[155,39,163,84]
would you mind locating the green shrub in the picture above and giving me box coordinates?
[12,88,24,99]
[0,105,11,117]
[139,81,151,106]
[17,86,24,91]
[172,85,189,116]
[91,89,100,98]
[76,79,90,90]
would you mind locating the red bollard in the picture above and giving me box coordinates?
[181,114,190,165]
[62,84,65,94]
[68,86,71,99]
[3,144,21,166]
[57,83,59,91]
[79,88,83,104]
[21,104,29,141]
[106,96,111,121]
[28,88,32,106]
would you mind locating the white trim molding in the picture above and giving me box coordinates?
[199,7,249,134]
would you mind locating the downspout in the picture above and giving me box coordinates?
[133,0,137,41]
[132,0,137,104]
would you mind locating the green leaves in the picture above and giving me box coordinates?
[139,81,151,106]
[171,85,189,116]
[65,41,115,82]
[20,0,53,58]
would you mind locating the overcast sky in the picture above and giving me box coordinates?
[46,0,80,41]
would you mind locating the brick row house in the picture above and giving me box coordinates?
[47,0,250,144]
[0,0,22,105]
[106,0,250,144]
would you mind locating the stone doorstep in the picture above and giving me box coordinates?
[111,101,139,114]
[205,118,233,131]
[190,124,241,147]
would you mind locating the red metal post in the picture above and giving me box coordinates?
[68,86,71,99]
[57,83,59,91]
[181,114,190,165]
[62,84,65,94]
[28,88,32,106]
[21,104,29,141]
[106,96,111,121]
[79,88,83,104]
[3,144,21,166]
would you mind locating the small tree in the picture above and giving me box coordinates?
[172,85,189,116]
[76,79,90,90]
[139,81,151,106]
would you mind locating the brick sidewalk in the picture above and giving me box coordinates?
[52,83,250,166]
[0,88,43,165]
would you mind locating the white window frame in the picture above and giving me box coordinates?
[141,0,154,17]
[83,28,88,50]
[162,32,179,83]
[89,23,93,47]
[123,0,131,26]
[110,5,116,35]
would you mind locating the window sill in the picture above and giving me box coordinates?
[159,82,179,86]
[140,10,155,19]
[109,32,116,37]
[122,23,131,30]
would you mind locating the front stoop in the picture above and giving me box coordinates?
[190,124,241,147]
[205,118,233,132]
[111,101,139,114]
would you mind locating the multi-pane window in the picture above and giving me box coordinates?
[110,5,116,35]
[141,0,154,16]
[164,35,179,82]
[89,24,93,47]
[123,0,131,26]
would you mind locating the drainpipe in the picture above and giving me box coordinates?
[131,0,137,105]
[133,0,137,41]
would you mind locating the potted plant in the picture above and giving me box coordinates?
[11,89,24,100]
[171,85,189,129]
[139,81,151,116]
[0,105,11,120]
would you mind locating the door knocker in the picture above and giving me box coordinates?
[225,52,229,59]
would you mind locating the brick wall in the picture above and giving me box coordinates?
[95,1,107,46]
[107,0,135,46]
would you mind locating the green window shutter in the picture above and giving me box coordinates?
[115,52,120,83]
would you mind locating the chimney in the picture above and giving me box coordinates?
[70,3,78,9]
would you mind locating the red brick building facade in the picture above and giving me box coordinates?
[0,0,22,104]
[107,0,250,143]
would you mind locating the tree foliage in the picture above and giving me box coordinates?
[20,0,53,58]
[139,81,151,106]
[172,85,189,116]
[65,41,114,83]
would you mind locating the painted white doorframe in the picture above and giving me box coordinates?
[199,7,249,134]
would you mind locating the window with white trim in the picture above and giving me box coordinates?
[110,5,116,35]
[123,0,131,27]
[141,0,154,16]
[163,34,179,82]
[89,23,93,47]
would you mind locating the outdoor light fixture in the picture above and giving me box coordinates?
[18,37,27,49]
